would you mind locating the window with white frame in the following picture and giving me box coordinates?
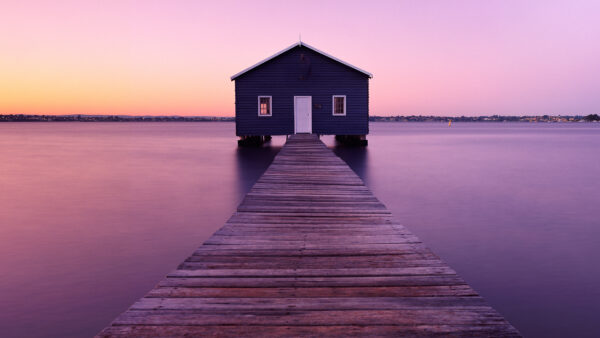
[332,95,346,116]
[258,96,272,116]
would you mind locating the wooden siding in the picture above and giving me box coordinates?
[235,46,369,136]
[98,135,520,337]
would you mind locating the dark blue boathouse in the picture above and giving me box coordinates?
[231,41,372,146]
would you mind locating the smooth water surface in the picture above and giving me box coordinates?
[1,122,599,337]
[0,123,282,337]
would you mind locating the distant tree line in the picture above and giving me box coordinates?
[0,114,235,122]
[370,115,599,123]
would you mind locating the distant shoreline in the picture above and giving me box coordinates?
[370,114,599,123]
[0,114,234,122]
[1,114,598,123]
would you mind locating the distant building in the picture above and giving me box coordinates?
[231,41,372,145]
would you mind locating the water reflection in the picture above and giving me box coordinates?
[329,140,370,184]
[234,143,281,195]
[320,136,370,183]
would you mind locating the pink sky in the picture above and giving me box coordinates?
[1,0,598,116]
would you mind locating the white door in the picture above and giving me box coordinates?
[294,96,312,134]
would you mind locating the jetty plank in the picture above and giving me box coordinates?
[97,134,519,337]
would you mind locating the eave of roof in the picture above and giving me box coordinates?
[230,41,373,81]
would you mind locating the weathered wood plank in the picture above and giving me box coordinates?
[113,308,507,326]
[168,266,457,278]
[99,325,520,337]
[181,256,444,269]
[129,296,491,311]
[157,275,468,288]
[147,285,479,298]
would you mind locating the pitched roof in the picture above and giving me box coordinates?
[230,41,373,80]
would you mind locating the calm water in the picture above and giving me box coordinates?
[0,122,599,337]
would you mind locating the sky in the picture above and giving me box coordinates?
[1,0,599,116]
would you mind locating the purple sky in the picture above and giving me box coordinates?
[1,0,599,116]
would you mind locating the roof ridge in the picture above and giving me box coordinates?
[230,42,372,80]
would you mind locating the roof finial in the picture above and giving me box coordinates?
[299,33,302,45]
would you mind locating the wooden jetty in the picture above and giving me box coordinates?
[98,134,519,337]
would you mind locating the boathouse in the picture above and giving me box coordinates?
[231,41,372,145]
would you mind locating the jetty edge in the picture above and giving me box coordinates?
[97,134,520,337]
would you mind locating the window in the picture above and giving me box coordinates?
[258,96,272,116]
[332,95,346,116]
